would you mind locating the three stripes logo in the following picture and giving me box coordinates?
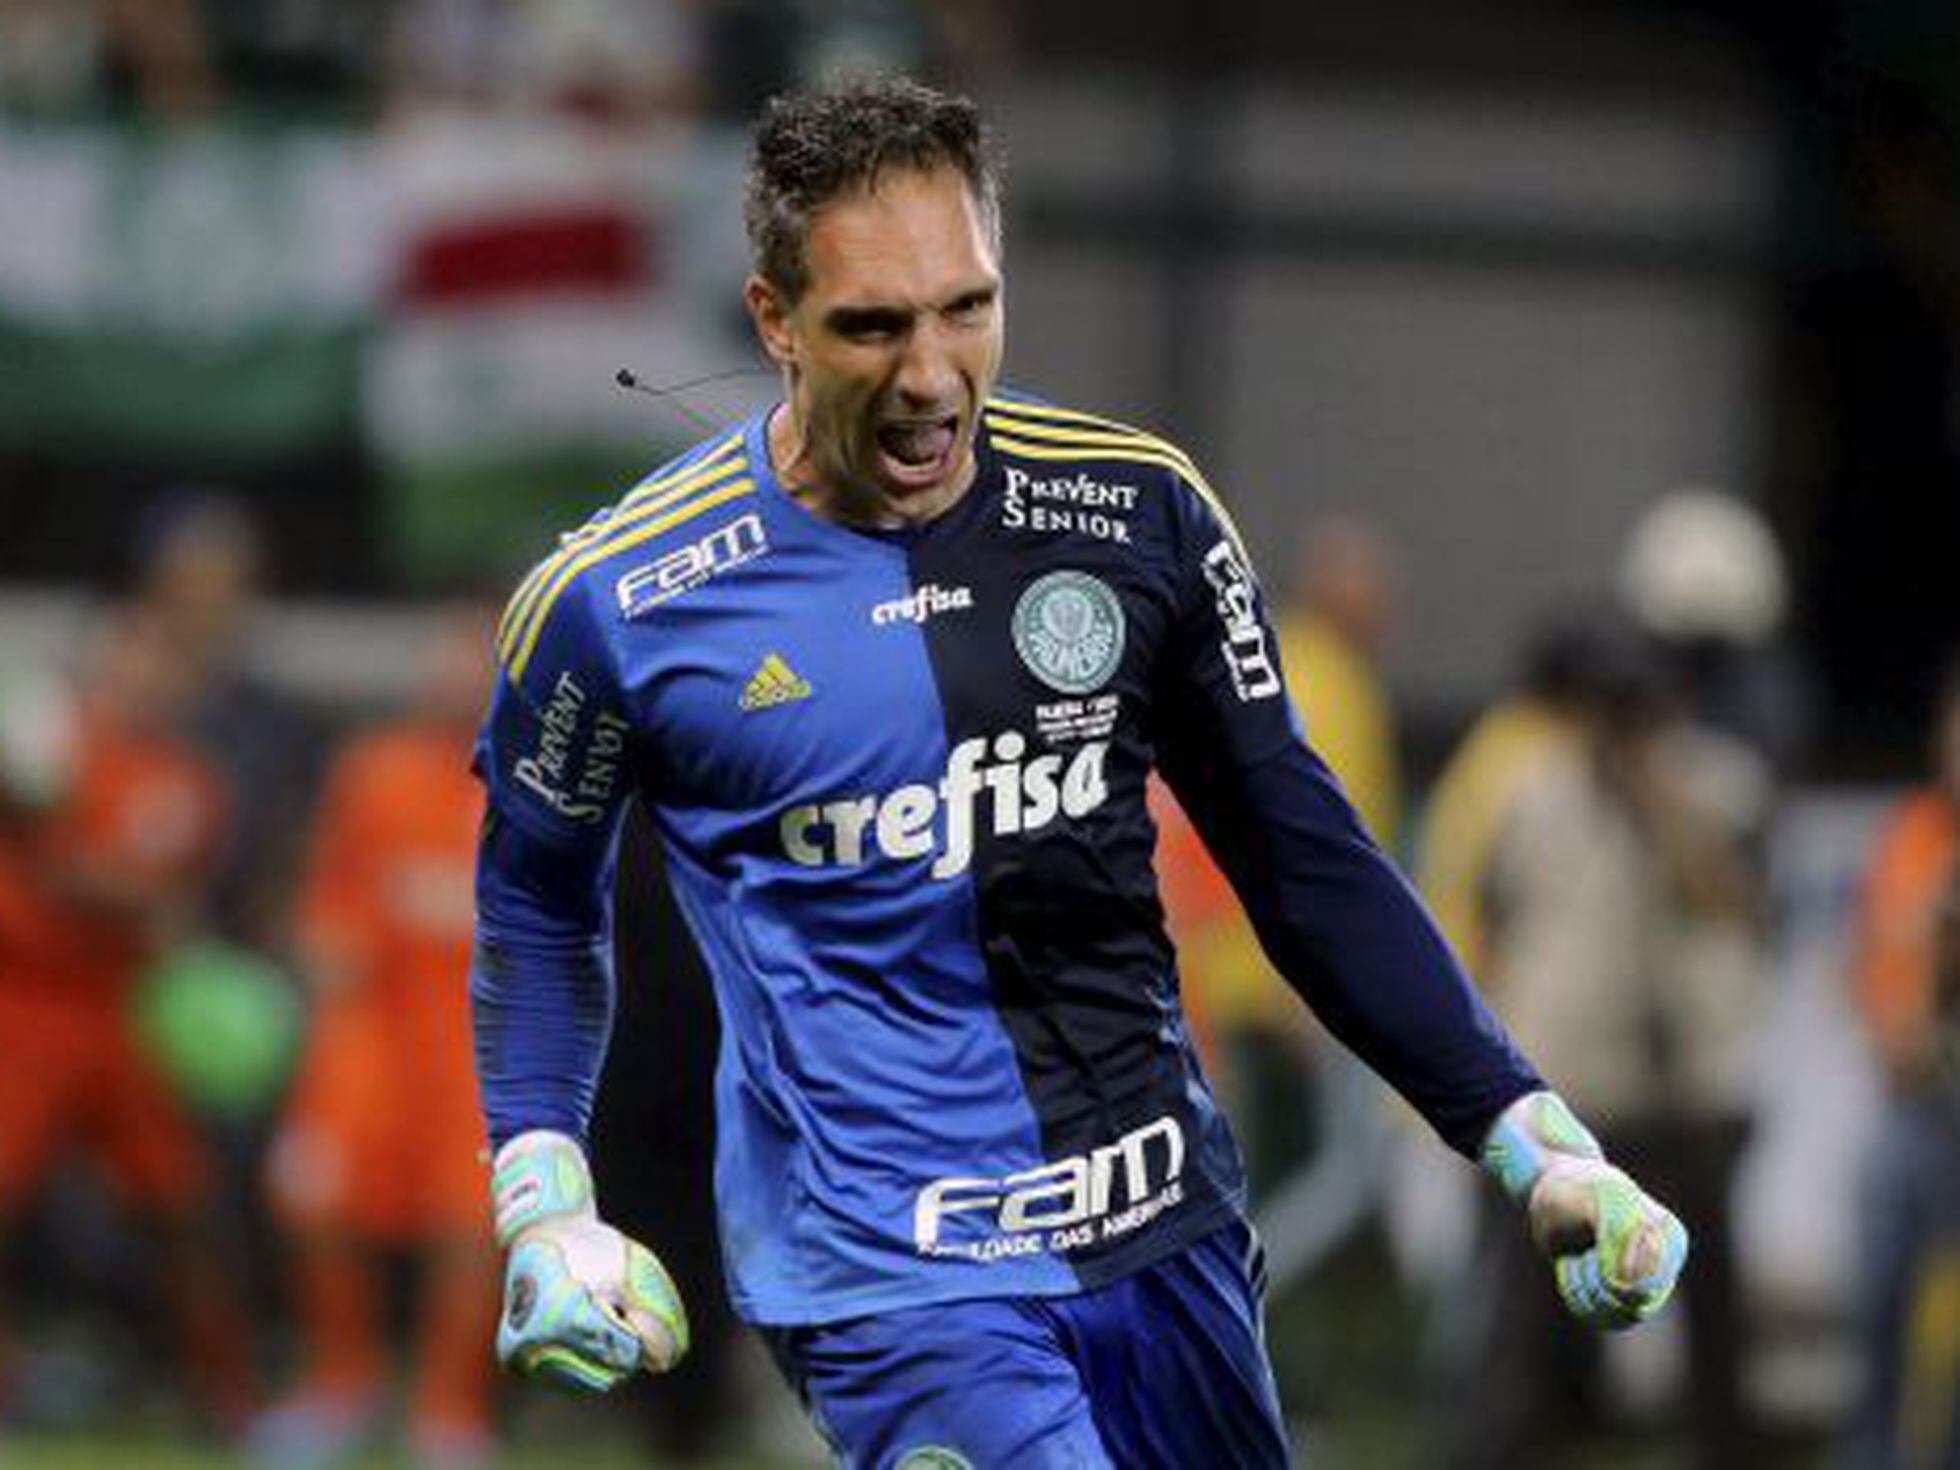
[740,653,812,712]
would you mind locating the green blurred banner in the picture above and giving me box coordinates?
[0,126,375,456]
[0,120,766,580]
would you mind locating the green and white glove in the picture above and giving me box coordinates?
[491,1130,689,1393]
[1480,1092,1689,1331]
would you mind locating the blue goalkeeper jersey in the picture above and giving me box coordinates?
[471,392,1540,1326]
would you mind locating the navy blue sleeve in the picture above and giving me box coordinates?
[1152,484,1542,1156]
[470,572,638,1150]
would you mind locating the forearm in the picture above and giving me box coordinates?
[1187,740,1542,1154]
[471,935,614,1149]
[471,807,618,1150]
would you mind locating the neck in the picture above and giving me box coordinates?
[766,403,973,530]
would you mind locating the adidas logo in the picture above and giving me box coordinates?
[739,653,812,712]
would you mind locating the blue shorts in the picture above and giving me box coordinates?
[764,1223,1291,1469]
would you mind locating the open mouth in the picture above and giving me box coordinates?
[874,414,960,488]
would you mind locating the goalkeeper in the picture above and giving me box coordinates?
[468,76,1687,1467]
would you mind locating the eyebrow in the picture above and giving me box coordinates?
[823,280,1000,336]
[825,303,912,335]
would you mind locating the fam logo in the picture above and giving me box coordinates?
[614,513,767,619]
[913,1114,1187,1260]
[871,583,974,627]
[1012,570,1125,695]
[1201,540,1281,702]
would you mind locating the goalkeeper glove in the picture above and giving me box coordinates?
[490,1130,689,1392]
[1480,1091,1689,1330]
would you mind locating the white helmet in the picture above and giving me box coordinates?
[1620,488,1787,645]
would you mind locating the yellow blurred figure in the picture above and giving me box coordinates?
[1416,620,1602,978]
[1418,701,1572,977]
[1278,518,1402,848]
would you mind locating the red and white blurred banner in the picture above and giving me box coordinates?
[0,115,767,575]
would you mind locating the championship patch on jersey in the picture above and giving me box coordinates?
[895,1449,975,1470]
[1011,570,1126,695]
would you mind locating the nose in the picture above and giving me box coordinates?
[892,318,959,409]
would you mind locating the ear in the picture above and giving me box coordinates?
[744,275,796,369]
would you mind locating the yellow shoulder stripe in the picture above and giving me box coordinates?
[988,427,1202,491]
[985,398,1200,469]
[495,432,744,657]
[986,407,1201,474]
[617,431,744,514]
[987,396,1150,433]
[986,400,1226,498]
[495,553,561,658]
[504,475,757,681]
[498,448,749,667]
[984,405,1248,556]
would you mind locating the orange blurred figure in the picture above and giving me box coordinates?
[0,603,250,1427]
[1842,659,1960,1470]
[1854,700,1960,1094]
[257,601,500,1468]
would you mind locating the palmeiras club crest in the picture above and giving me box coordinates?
[1011,570,1126,695]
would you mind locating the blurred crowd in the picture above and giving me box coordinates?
[0,3,1956,1469]
[0,500,500,1464]
[4,481,1946,1468]
[0,0,1009,125]
[1155,493,1960,1469]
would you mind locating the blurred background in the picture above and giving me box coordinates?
[0,0,1956,1466]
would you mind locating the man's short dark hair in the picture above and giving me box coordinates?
[744,76,1003,303]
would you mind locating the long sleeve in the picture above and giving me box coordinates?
[1153,490,1541,1156]
[469,573,638,1149]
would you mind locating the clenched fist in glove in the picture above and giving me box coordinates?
[491,1130,689,1392]
[1480,1091,1689,1330]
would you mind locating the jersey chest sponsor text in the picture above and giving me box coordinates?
[777,731,1109,880]
[871,582,974,627]
[1000,465,1137,544]
[614,512,767,619]
[914,1114,1187,1261]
